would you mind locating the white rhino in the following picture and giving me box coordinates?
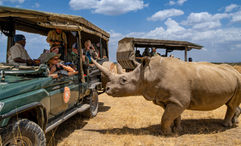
[92,56,241,135]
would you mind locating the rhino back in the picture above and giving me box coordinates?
[143,56,240,110]
[187,63,240,110]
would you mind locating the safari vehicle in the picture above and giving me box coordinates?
[117,37,202,70]
[0,6,109,145]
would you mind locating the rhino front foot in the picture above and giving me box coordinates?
[223,121,233,127]
[231,107,241,125]
[172,125,182,133]
[172,116,182,134]
[161,126,173,136]
[161,103,185,136]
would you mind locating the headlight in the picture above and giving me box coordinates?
[0,102,4,112]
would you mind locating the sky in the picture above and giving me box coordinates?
[0,0,241,62]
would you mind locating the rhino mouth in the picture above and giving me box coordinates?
[106,89,122,97]
[106,91,118,97]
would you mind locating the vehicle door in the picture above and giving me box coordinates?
[47,74,80,116]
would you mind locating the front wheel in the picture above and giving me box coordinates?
[82,89,99,118]
[1,119,46,146]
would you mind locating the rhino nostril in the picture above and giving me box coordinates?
[106,87,110,91]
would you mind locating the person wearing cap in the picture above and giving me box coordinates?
[45,52,78,78]
[46,29,67,60]
[8,34,34,66]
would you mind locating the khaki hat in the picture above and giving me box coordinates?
[44,52,61,63]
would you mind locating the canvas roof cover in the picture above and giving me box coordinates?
[118,37,202,52]
[0,6,110,40]
[117,37,202,70]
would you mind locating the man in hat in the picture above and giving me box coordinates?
[8,34,34,66]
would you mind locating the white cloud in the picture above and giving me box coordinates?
[169,1,175,6]
[225,4,238,12]
[168,0,187,6]
[231,10,241,22]
[177,0,187,5]
[182,12,229,29]
[147,9,184,21]
[33,2,40,8]
[69,0,148,15]
[109,17,241,62]
[193,21,221,29]
[165,18,185,33]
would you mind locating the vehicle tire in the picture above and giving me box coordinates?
[82,89,99,118]
[1,119,46,146]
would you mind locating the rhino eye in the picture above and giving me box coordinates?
[120,77,127,85]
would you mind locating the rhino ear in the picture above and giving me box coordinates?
[116,63,124,74]
[141,57,150,67]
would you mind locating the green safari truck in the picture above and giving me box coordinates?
[0,6,110,145]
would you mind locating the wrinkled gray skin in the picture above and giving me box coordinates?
[92,56,241,135]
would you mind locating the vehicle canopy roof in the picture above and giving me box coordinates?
[118,37,202,52]
[0,6,110,40]
[117,37,203,70]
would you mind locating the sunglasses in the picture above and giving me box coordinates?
[51,57,59,61]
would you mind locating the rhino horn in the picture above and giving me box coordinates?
[116,63,124,74]
[91,58,113,78]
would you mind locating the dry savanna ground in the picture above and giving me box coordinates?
[46,93,241,146]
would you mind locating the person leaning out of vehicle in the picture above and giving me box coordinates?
[84,40,99,64]
[46,29,67,60]
[8,34,35,66]
[45,52,78,78]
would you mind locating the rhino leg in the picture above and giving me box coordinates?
[152,100,165,108]
[173,116,182,133]
[223,105,236,127]
[161,103,184,136]
[232,107,241,125]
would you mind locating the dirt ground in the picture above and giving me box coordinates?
[46,93,241,146]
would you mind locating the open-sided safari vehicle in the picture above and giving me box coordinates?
[117,37,202,71]
[0,6,109,145]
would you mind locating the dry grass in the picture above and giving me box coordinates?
[46,93,241,146]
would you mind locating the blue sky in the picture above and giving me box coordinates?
[0,0,241,62]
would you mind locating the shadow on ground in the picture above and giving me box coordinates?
[45,102,111,145]
[46,114,88,146]
[85,119,235,136]
[98,102,111,112]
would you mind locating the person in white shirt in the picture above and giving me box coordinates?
[8,34,34,66]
